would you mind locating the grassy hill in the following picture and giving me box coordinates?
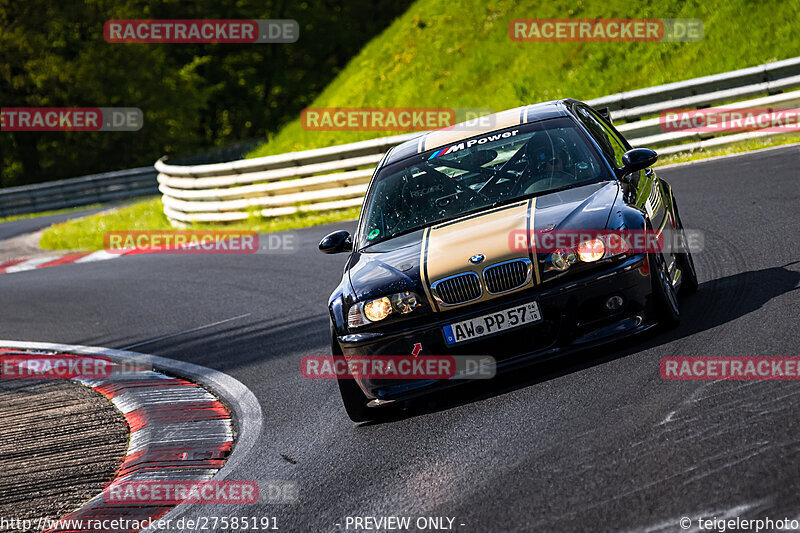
[249,0,800,158]
[37,0,800,251]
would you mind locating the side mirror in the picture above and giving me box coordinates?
[319,230,353,254]
[620,148,658,179]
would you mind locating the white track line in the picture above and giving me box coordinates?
[5,256,60,272]
[74,249,121,263]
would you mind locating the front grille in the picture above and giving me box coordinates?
[432,272,482,305]
[483,259,531,294]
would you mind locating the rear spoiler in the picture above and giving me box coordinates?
[595,106,613,124]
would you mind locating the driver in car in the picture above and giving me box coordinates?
[522,133,573,194]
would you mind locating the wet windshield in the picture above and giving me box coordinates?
[359,117,613,248]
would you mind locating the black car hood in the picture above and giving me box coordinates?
[532,180,619,231]
[348,229,426,302]
[347,180,619,302]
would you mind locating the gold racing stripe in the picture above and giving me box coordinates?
[527,197,541,285]
[423,200,535,311]
[418,226,437,311]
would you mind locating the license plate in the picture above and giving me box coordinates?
[443,301,542,345]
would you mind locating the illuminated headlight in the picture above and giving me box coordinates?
[577,238,605,262]
[348,291,422,328]
[551,249,577,271]
[364,297,392,322]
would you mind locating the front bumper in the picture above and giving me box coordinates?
[338,254,655,401]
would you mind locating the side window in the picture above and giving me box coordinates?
[574,106,627,168]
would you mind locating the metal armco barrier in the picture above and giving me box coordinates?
[0,140,260,219]
[0,167,158,218]
[156,56,800,225]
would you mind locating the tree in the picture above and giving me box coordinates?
[0,0,409,187]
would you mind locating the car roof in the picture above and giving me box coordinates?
[383,100,575,166]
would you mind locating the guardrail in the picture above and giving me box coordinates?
[589,56,800,122]
[0,140,261,219]
[155,133,421,223]
[0,167,158,218]
[147,56,797,224]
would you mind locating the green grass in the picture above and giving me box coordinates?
[39,197,168,250]
[249,0,800,158]
[38,197,360,251]
[0,203,104,224]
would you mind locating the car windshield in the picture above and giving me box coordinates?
[358,117,613,248]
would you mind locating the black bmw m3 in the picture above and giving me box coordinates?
[320,99,697,421]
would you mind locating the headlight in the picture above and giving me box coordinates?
[603,232,631,256]
[347,305,366,328]
[363,297,392,322]
[349,291,422,328]
[577,238,605,262]
[550,249,577,271]
[391,291,419,314]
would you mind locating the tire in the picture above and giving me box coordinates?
[672,199,698,294]
[330,321,396,423]
[677,245,698,295]
[649,252,680,328]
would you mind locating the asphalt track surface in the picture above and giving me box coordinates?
[1,145,799,532]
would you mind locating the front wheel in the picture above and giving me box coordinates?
[671,197,699,294]
[650,253,680,328]
[677,247,698,295]
[330,321,397,423]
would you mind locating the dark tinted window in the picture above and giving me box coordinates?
[574,106,627,168]
[359,118,613,248]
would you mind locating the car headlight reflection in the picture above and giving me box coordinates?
[551,249,577,271]
[391,291,419,314]
[545,234,628,275]
[349,291,422,327]
[577,238,605,262]
[363,296,392,322]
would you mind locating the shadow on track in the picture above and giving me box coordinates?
[91,261,799,426]
[99,315,331,371]
[365,261,800,425]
